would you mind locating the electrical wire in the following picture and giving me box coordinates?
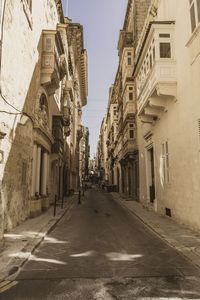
[0,0,24,116]
[0,110,21,115]
[1,93,21,112]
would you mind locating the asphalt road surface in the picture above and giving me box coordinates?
[1,187,200,299]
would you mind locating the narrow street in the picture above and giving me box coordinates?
[1,187,200,299]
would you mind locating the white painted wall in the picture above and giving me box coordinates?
[138,0,200,230]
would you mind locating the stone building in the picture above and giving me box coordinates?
[96,117,108,182]
[135,0,200,230]
[97,0,148,197]
[0,0,87,239]
[79,126,90,184]
[99,0,200,231]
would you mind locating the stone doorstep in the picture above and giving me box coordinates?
[0,196,76,281]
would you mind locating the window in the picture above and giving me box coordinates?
[159,33,170,38]
[129,92,133,101]
[160,42,171,58]
[189,0,200,32]
[129,130,134,139]
[153,46,156,60]
[127,52,132,65]
[127,57,132,65]
[150,55,153,69]
[162,141,169,184]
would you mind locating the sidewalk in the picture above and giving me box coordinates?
[0,195,76,281]
[111,192,200,269]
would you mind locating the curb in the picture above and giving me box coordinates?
[1,196,75,281]
[111,193,200,270]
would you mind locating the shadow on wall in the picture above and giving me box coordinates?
[0,34,54,232]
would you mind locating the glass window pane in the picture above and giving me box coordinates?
[150,55,152,68]
[127,57,132,65]
[160,43,171,58]
[159,33,170,38]
[153,47,155,60]
[129,92,133,100]
[190,4,196,31]
[129,130,134,138]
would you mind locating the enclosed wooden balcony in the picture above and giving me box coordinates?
[40,30,65,95]
[135,22,177,122]
[123,101,136,121]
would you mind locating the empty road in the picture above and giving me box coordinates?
[1,187,200,299]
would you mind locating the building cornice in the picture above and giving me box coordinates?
[54,0,64,23]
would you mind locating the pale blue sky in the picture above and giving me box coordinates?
[61,0,127,156]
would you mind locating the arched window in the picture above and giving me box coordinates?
[40,93,47,108]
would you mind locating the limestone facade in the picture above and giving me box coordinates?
[79,127,90,184]
[97,0,148,196]
[98,0,200,231]
[135,0,200,230]
[0,0,88,239]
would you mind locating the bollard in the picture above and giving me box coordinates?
[54,195,57,216]
[78,190,81,205]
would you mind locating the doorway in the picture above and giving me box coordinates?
[147,147,155,202]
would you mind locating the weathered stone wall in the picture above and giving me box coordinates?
[134,0,151,42]
[0,0,60,233]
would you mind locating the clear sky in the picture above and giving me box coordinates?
[61,0,128,157]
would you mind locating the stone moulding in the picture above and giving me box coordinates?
[54,0,64,23]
